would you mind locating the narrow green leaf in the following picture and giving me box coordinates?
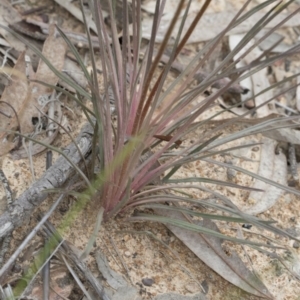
[140,204,272,224]
[55,25,92,84]
[204,158,300,197]
[164,177,263,192]
[131,213,281,248]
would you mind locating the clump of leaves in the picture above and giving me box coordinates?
[5,0,300,298]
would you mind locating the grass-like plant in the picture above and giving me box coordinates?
[72,0,300,296]
[3,0,300,298]
[77,0,300,233]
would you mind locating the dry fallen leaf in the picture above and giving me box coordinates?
[0,0,24,51]
[0,51,29,156]
[244,137,287,215]
[30,267,73,300]
[20,24,67,132]
[54,0,97,33]
[140,10,300,44]
[154,209,273,299]
[0,24,67,158]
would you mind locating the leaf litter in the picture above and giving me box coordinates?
[1,0,300,299]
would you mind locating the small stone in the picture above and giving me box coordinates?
[242,224,252,229]
[123,235,130,242]
[244,99,255,109]
[293,241,300,249]
[142,278,154,286]
[12,264,21,273]
[184,282,199,293]
[124,251,131,257]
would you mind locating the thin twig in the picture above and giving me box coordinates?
[61,254,93,300]
[0,235,12,268]
[0,193,65,281]
[0,169,13,268]
[288,143,299,186]
[0,169,13,207]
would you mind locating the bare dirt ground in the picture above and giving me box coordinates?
[1,0,300,299]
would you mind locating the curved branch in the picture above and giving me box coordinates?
[0,122,94,239]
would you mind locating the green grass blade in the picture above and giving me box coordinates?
[130,213,282,248]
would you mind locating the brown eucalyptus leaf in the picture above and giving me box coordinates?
[0,51,29,155]
[0,0,24,51]
[154,208,273,299]
[54,0,97,33]
[29,268,73,299]
[19,24,67,132]
[244,137,287,215]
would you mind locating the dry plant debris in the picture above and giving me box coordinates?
[0,0,300,300]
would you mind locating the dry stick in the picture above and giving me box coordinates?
[0,121,94,241]
[0,193,65,281]
[0,169,13,208]
[0,169,13,267]
[0,235,11,268]
[61,255,93,300]
[288,143,298,186]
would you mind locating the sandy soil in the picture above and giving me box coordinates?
[1,1,300,300]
